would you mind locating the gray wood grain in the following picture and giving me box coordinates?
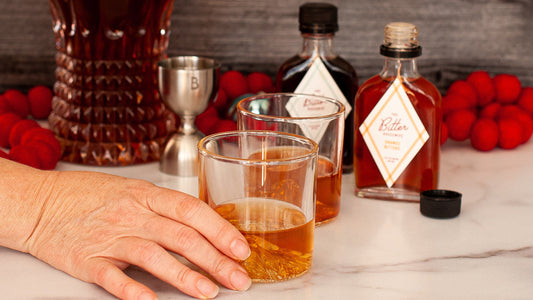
[0,0,531,93]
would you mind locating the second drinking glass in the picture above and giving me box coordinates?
[237,93,344,224]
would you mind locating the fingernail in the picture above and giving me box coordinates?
[197,278,219,299]
[230,239,250,260]
[138,291,157,300]
[230,270,252,291]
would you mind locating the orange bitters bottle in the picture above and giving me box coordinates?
[354,22,442,201]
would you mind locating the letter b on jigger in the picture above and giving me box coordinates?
[191,76,199,90]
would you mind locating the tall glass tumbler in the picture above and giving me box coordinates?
[48,0,177,165]
[198,130,318,282]
[237,93,344,224]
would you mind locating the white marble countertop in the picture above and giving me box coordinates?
[3,140,533,299]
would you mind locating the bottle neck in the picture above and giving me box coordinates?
[300,33,337,58]
[380,56,420,80]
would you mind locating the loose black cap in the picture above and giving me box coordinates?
[299,3,338,34]
[420,189,462,219]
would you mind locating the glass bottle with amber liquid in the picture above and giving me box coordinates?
[275,2,359,173]
[354,22,441,201]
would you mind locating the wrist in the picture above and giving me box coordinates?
[0,158,58,252]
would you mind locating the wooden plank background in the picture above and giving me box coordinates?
[0,0,531,93]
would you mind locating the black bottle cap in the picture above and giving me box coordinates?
[420,189,462,219]
[299,3,338,34]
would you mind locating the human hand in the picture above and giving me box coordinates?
[22,170,251,299]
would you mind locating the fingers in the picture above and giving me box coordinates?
[88,258,158,300]
[104,237,221,299]
[143,187,251,262]
[143,214,251,292]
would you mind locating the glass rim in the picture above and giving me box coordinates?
[157,55,221,71]
[198,130,319,165]
[236,92,345,122]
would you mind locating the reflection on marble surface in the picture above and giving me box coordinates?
[3,140,533,299]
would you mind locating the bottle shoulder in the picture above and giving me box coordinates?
[277,55,313,75]
[325,56,357,78]
[407,76,441,102]
[356,75,385,95]
[277,54,357,79]
[356,75,441,105]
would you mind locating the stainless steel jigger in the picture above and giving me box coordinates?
[158,56,220,176]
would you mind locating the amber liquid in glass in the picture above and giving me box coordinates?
[215,198,314,282]
[276,55,358,173]
[48,0,176,165]
[247,147,340,224]
[245,146,312,208]
[354,75,441,200]
[316,157,341,224]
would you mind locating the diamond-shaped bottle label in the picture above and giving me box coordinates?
[284,96,338,142]
[286,57,349,142]
[359,77,429,187]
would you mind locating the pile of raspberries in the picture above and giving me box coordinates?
[195,70,274,135]
[442,71,533,151]
[0,86,61,169]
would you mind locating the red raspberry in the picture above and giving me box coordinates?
[20,127,55,140]
[498,118,523,149]
[517,87,533,118]
[466,70,495,106]
[28,85,53,119]
[20,127,62,161]
[440,122,448,145]
[8,119,40,148]
[447,80,478,107]
[496,105,533,144]
[514,112,533,144]
[25,140,59,170]
[0,95,12,115]
[470,118,499,151]
[247,72,274,94]
[445,109,477,141]
[493,74,522,104]
[220,70,249,100]
[442,93,472,119]
[238,113,278,131]
[478,103,501,119]
[210,119,237,134]
[0,149,8,159]
[3,89,30,118]
[0,112,23,148]
[195,105,220,135]
[9,145,41,169]
[212,88,229,113]
[496,104,523,119]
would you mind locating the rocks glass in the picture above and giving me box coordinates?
[198,130,318,282]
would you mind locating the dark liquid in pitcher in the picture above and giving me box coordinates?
[276,55,358,173]
[48,0,177,165]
